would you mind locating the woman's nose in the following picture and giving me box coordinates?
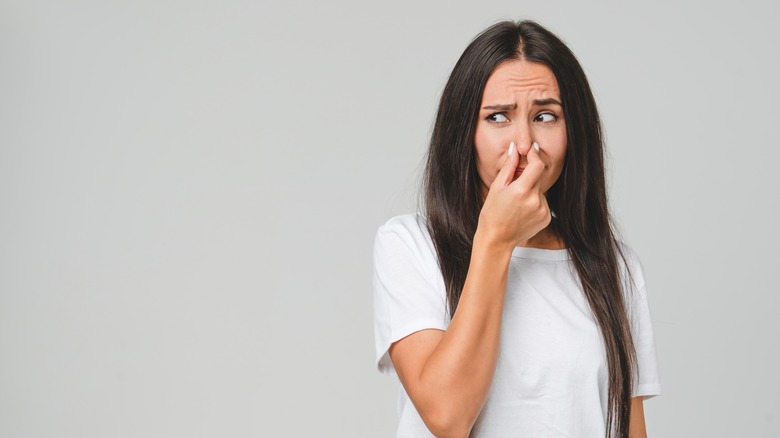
[513,123,534,155]
[516,140,534,156]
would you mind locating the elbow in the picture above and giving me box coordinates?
[423,407,473,438]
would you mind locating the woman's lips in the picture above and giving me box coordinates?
[513,167,526,180]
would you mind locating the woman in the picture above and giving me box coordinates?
[373,20,661,438]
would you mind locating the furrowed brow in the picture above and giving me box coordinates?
[482,103,517,111]
[533,98,563,107]
[482,99,562,111]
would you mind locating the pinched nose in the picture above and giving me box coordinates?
[519,153,529,169]
[517,140,534,167]
[516,139,534,155]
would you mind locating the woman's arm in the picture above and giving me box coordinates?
[629,397,648,438]
[389,236,513,437]
[388,143,550,438]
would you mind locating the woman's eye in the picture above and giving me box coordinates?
[535,112,558,123]
[487,113,509,123]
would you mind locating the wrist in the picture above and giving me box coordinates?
[472,227,515,260]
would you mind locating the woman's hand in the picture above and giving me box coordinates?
[477,141,552,250]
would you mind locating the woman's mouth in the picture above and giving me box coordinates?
[513,167,525,181]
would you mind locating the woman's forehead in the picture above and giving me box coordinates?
[483,60,560,101]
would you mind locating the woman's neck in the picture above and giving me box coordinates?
[517,225,565,250]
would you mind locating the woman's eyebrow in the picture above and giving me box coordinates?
[482,98,562,110]
[482,103,517,111]
[533,98,562,107]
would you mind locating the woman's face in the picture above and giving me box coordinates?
[474,59,567,199]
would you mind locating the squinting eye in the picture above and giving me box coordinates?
[535,112,557,123]
[487,113,509,123]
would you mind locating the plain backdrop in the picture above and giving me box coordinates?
[1,1,779,437]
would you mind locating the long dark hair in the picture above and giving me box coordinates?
[423,20,637,438]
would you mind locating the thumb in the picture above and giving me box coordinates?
[493,141,520,188]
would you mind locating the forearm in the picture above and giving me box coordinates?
[415,231,513,436]
[629,397,648,438]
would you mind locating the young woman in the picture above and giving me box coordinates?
[373,20,662,438]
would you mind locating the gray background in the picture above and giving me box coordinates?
[1,0,778,437]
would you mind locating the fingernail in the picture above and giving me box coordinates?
[533,142,540,152]
[508,142,515,157]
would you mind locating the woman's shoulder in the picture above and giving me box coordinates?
[374,213,438,267]
[376,212,432,242]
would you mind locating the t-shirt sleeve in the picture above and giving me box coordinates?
[372,214,449,375]
[620,244,663,399]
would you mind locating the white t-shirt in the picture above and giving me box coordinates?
[373,213,662,437]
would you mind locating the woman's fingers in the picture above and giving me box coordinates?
[492,141,520,188]
[479,141,550,248]
[512,142,545,192]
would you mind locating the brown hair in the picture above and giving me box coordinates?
[423,20,638,437]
